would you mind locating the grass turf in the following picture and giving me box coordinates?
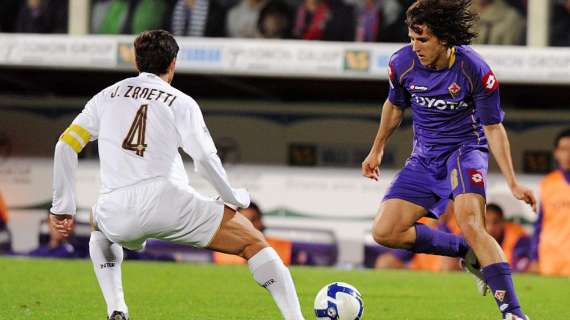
[0,257,568,319]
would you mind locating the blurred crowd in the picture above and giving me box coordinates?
[0,0,569,46]
[1,129,570,276]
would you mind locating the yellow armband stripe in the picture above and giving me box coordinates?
[59,124,91,153]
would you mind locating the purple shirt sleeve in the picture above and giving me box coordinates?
[471,60,504,125]
[511,236,532,272]
[387,55,411,109]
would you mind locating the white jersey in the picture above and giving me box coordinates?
[51,72,249,215]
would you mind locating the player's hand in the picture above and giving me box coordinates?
[510,184,537,212]
[48,213,75,238]
[362,150,383,181]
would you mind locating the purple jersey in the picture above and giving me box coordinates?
[388,45,504,158]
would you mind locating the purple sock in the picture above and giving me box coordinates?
[411,223,469,257]
[483,262,525,318]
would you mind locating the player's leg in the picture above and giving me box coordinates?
[89,211,129,319]
[375,156,470,257]
[207,207,304,320]
[372,198,469,257]
[451,147,526,319]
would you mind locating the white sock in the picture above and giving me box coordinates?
[89,231,128,318]
[248,247,304,320]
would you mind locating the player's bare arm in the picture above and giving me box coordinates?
[362,99,404,181]
[483,123,537,211]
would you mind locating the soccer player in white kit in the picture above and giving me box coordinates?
[49,30,304,320]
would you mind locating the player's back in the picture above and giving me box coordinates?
[96,73,188,192]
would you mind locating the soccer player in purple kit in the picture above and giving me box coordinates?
[361,1,536,319]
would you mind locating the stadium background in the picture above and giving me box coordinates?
[0,0,569,319]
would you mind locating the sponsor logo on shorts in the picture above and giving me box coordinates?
[500,303,509,312]
[494,290,506,302]
[468,169,484,187]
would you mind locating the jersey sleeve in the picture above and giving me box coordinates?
[470,60,504,125]
[387,54,411,109]
[59,93,102,153]
[174,99,217,160]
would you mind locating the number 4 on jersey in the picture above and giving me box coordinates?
[122,104,148,157]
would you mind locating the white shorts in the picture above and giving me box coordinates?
[92,178,224,251]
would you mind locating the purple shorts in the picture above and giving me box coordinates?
[383,144,488,218]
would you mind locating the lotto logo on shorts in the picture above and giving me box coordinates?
[468,169,484,187]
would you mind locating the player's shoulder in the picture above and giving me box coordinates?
[455,45,492,73]
[168,86,201,111]
[389,44,415,70]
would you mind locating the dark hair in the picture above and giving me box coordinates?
[405,0,478,46]
[486,203,504,218]
[248,201,262,217]
[134,30,179,75]
[554,128,570,148]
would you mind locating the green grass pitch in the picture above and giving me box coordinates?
[1,257,568,319]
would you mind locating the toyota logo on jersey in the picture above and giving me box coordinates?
[482,71,499,93]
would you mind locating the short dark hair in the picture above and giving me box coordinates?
[554,128,570,148]
[486,203,504,218]
[134,30,179,75]
[405,0,478,47]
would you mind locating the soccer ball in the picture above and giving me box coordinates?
[314,282,363,320]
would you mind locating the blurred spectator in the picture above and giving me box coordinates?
[550,0,570,46]
[170,0,227,37]
[15,0,68,34]
[94,0,170,34]
[226,0,268,38]
[293,0,355,41]
[530,128,570,276]
[505,0,526,15]
[471,0,525,45]
[27,216,76,258]
[355,0,407,42]
[0,190,12,254]
[213,202,292,265]
[485,203,531,272]
[257,0,293,38]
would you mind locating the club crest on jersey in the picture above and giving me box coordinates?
[468,169,484,186]
[448,82,461,98]
[494,290,507,302]
[482,71,499,93]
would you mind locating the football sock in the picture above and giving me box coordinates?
[89,231,128,318]
[411,223,469,257]
[248,247,304,320]
[483,263,525,318]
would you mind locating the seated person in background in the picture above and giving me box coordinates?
[170,0,227,37]
[214,202,292,265]
[355,0,407,42]
[226,0,268,38]
[530,128,570,276]
[293,0,355,41]
[471,0,525,45]
[0,191,12,254]
[94,0,170,34]
[15,0,68,34]
[257,0,293,39]
[485,203,531,272]
[375,206,461,272]
[27,216,76,258]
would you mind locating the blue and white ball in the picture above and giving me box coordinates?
[314,282,363,320]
